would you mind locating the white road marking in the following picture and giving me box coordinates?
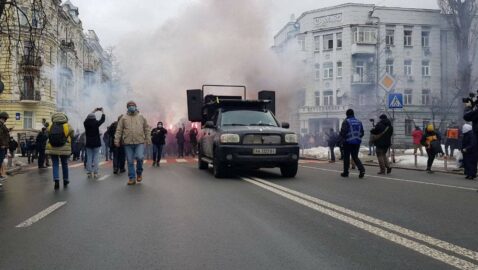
[241,177,478,269]
[248,176,478,262]
[97,174,110,181]
[16,201,67,228]
[176,159,188,163]
[300,165,478,192]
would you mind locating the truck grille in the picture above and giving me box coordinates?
[243,134,281,145]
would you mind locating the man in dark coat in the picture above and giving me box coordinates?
[339,109,365,178]
[36,127,49,168]
[461,124,477,180]
[176,127,185,158]
[83,108,105,178]
[27,136,36,164]
[107,115,126,174]
[327,128,339,163]
[189,127,198,158]
[370,114,393,174]
[151,121,168,167]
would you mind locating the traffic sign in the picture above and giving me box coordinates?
[388,93,403,109]
[15,113,20,121]
[379,74,396,92]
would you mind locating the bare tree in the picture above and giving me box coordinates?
[438,0,478,117]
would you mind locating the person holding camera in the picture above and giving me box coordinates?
[84,108,106,179]
[464,98,478,134]
[370,114,393,175]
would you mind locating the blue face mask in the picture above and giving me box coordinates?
[127,106,136,113]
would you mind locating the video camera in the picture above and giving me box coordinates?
[463,91,478,108]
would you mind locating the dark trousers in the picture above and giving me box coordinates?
[343,144,365,174]
[463,153,478,177]
[329,146,336,161]
[426,148,436,170]
[37,149,46,168]
[113,146,126,171]
[445,140,458,157]
[177,143,184,157]
[152,144,164,163]
[27,150,36,163]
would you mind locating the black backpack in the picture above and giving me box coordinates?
[49,123,68,147]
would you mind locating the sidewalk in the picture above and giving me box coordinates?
[300,147,464,175]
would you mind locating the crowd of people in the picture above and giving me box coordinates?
[0,101,201,189]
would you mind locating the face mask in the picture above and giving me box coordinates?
[127,106,136,113]
[158,124,163,128]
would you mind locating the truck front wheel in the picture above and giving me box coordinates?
[280,163,298,178]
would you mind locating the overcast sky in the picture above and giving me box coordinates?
[72,0,438,48]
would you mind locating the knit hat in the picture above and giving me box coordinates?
[379,114,387,120]
[126,101,136,107]
[346,109,354,117]
[462,124,473,134]
[87,113,96,120]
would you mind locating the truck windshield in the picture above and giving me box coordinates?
[221,110,278,127]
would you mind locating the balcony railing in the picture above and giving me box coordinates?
[60,40,75,52]
[20,55,42,68]
[299,105,348,114]
[351,73,375,85]
[20,90,41,102]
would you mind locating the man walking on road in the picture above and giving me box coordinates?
[327,128,339,163]
[84,108,106,179]
[460,124,477,180]
[36,127,48,168]
[340,109,365,178]
[189,126,198,158]
[445,123,460,158]
[370,114,393,175]
[421,124,443,174]
[151,121,167,167]
[115,101,151,185]
[107,116,126,174]
[46,112,74,190]
[0,112,10,184]
[176,126,185,158]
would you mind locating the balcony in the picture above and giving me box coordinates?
[20,55,42,74]
[351,73,375,85]
[299,105,348,114]
[20,90,41,103]
[351,43,376,55]
[60,40,75,52]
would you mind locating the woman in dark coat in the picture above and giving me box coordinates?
[461,124,478,180]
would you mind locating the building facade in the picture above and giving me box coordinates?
[273,3,477,145]
[0,0,111,134]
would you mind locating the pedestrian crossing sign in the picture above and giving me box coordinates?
[388,93,403,109]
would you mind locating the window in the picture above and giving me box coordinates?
[404,60,412,75]
[405,119,413,136]
[23,75,34,97]
[336,90,343,105]
[323,34,333,50]
[314,36,320,51]
[404,29,413,47]
[404,89,413,105]
[421,31,430,48]
[359,94,366,106]
[422,61,430,77]
[298,36,306,51]
[315,63,320,80]
[24,111,33,129]
[323,63,333,79]
[336,32,342,49]
[298,89,306,107]
[354,61,365,82]
[324,91,333,106]
[336,61,342,78]
[353,27,377,44]
[386,29,395,46]
[315,91,321,106]
[422,89,431,105]
[386,59,394,75]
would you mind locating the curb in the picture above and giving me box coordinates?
[300,156,464,175]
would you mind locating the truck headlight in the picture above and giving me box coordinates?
[285,134,298,144]
[220,134,240,144]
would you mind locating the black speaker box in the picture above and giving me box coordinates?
[258,90,276,115]
[187,89,203,122]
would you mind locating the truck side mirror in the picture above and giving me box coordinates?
[204,121,215,129]
[282,122,290,129]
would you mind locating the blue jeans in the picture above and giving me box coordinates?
[86,147,101,174]
[153,144,164,163]
[51,155,69,182]
[124,144,145,179]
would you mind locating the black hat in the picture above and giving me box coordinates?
[379,114,387,120]
[346,109,354,117]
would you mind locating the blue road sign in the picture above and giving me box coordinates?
[388,93,403,109]
[15,113,20,121]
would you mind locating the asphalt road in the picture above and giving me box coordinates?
[0,158,477,270]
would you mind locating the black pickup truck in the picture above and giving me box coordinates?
[187,85,299,178]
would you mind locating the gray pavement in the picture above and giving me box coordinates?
[0,158,477,269]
